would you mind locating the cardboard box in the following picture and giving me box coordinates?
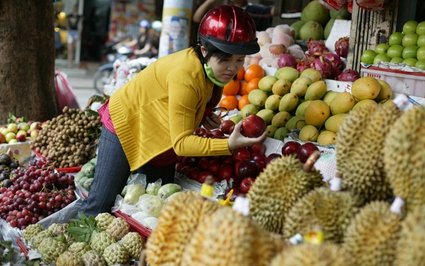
[0,140,34,165]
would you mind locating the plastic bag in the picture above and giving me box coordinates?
[146,178,162,196]
[136,194,165,218]
[54,71,80,113]
[355,0,385,10]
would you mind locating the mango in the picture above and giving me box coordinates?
[300,68,322,83]
[265,94,282,111]
[285,115,306,131]
[258,75,278,93]
[256,109,275,125]
[304,100,331,127]
[229,114,243,124]
[322,90,339,105]
[324,113,348,133]
[272,78,292,96]
[375,79,393,101]
[279,92,299,112]
[266,125,278,138]
[352,99,378,110]
[298,125,319,142]
[240,104,259,118]
[290,76,313,97]
[305,80,327,100]
[317,130,337,146]
[274,126,290,140]
[329,91,356,115]
[381,99,394,106]
[271,111,292,127]
[274,66,299,82]
[248,89,268,108]
[351,76,381,100]
[295,100,312,116]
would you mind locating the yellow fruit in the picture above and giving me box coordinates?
[304,80,327,101]
[274,66,300,82]
[375,79,393,101]
[229,114,243,124]
[290,77,313,97]
[322,90,339,105]
[240,104,259,118]
[266,125,278,138]
[351,76,381,100]
[248,89,268,108]
[279,93,299,112]
[352,99,378,110]
[324,114,348,133]
[298,125,319,142]
[286,115,306,131]
[304,100,331,127]
[258,76,278,93]
[381,99,394,106]
[265,94,282,111]
[271,111,292,127]
[256,109,275,125]
[317,130,337,146]
[329,92,356,115]
[272,79,292,96]
[274,127,289,140]
[295,100,312,116]
[300,68,322,83]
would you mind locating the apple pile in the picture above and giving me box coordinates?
[176,126,280,198]
[281,141,320,163]
[0,121,42,144]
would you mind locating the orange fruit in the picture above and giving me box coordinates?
[238,94,250,110]
[244,64,265,82]
[223,79,240,96]
[246,78,261,94]
[219,95,238,110]
[237,66,245,81]
[239,80,248,95]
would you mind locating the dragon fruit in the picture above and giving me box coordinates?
[335,36,349,58]
[337,69,360,82]
[311,56,333,79]
[307,38,329,57]
[323,52,344,70]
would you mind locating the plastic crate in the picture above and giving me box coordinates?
[113,210,152,242]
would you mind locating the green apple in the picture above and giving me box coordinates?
[417,46,425,61]
[373,53,391,64]
[390,57,404,63]
[403,57,418,66]
[5,132,16,143]
[18,122,30,132]
[402,33,419,47]
[402,45,419,59]
[417,35,425,47]
[361,50,377,64]
[415,60,425,70]
[374,43,390,54]
[403,20,419,34]
[417,22,425,35]
[0,128,8,136]
[387,45,404,58]
[389,32,404,46]
[7,123,18,134]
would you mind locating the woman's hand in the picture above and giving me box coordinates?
[227,122,267,151]
[202,113,222,130]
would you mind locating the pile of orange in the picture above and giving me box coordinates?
[219,64,266,111]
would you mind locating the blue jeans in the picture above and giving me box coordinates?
[78,126,175,217]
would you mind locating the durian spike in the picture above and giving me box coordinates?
[393,94,412,111]
[302,150,321,172]
[389,196,405,216]
[330,171,342,192]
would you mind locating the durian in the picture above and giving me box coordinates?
[270,242,354,266]
[383,105,425,212]
[336,104,401,202]
[145,190,222,266]
[181,207,279,266]
[247,154,324,234]
[342,201,401,265]
[394,204,425,265]
[283,187,362,243]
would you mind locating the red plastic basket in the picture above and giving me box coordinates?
[17,237,29,258]
[113,210,152,242]
[56,166,82,173]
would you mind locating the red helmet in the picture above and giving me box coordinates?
[198,5,259,55]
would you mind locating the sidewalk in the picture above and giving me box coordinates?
[55,59,102,109]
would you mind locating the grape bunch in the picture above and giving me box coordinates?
[0,157,76,230]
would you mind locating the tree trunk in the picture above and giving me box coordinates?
[0,1,58,123]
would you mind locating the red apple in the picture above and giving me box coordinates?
[239,177,255,193]
[265,153,282,166]
[249,141,266,154]
[188,167,201,180]
[221,155,234,165]
[282,141,301,156]
[197,171,213,183]
[16,130,27,142]
[297,143,320,163]
[251,152,266,163]
[233,147,251,162]
[29,122,41,131]
[198,157,210,170]
[194,127,206,136]
[183,157,199,167]
[210,129,224,138]
[240,114,267,138]
[220,120,235,135]
[218,164,234,180]
[208,159,222,175]
[175,161,184,172]
[0,132,5,144]
[202,129,214,138]
[237,159,260,179]
[179,165,192,176]
[256,160,265,170]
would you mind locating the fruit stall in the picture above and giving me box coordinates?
[2,0,425,265]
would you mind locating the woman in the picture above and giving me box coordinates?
[122,20,157,58]
[66,4,83,68]
[79,5,265,217]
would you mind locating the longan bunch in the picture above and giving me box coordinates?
[31,106,101,168]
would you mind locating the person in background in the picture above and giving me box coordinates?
[193,0,275,31]
[78,5,265,217]
[120,20,158,58]
[66,4,83,68]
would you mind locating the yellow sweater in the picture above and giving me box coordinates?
[109,48,232,171]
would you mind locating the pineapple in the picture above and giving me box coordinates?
[103,243,129,265]
[106,217,130,240]
[22,224,44,242]
[37,237,68,265]
[121,232,144,259]
[56,251,84,266]
[90,231,116,254]
[81,250,106,266]
[95,212,115,231]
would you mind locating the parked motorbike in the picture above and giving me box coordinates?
[93,43,134,94]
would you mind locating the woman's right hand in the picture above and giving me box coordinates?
[227,122,267,151]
